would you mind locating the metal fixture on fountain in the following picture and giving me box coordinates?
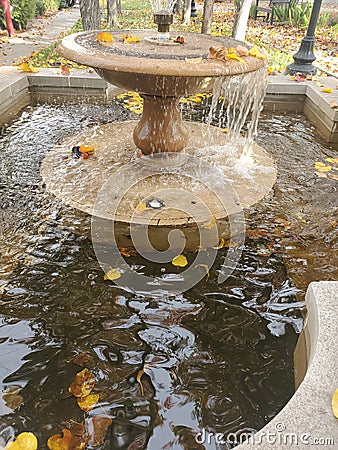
[154,11,173,40]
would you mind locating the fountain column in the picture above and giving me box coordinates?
[133,95,188,154]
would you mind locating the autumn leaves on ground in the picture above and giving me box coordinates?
[9,0,336,75]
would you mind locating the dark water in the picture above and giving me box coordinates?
[0,103,337,449]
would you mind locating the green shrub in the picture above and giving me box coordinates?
[0,0,61,30]
[326,10,338,27]
[9,0,38,29]
[35,0,47,16]
[274,0,312,27]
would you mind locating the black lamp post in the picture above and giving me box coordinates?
[191,0,197,18]
[286,0,323,75]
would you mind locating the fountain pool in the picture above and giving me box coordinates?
[0,102,337,448]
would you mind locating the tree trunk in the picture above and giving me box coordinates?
[79,0,101,31]
[182,0,191,25]
[117,0,122,14]
[201,0,214,34]
[0,0,15,37]
[107,0,120,27]
[232,0,251,41]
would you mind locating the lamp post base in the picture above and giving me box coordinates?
[285,36,317,75]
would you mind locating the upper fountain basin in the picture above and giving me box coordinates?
[58,30,265,97]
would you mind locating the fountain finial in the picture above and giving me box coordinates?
[154,12,173,40]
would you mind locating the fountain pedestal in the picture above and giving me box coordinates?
[133,95,188,154]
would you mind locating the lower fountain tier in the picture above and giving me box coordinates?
[40,121,276,251]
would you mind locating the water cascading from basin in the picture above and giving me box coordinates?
[40,26,277,263]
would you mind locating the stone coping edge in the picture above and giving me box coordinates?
[232,281,338,450]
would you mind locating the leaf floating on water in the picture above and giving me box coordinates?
[332,388,338,418]
[97,32,114,43]
[6,433,38,450]
[47,429,73,450]
[73,352,93,367]
[185,57,202,64]
[103,268,121,281]
[172,255,188,267]
[77,393,99,412]
[212,237,229,249]
[18,62,39,73]
[137,369,145,396]
[321,87,333,93]
[119,247,136,257]
[2,386,23,411]
[69,368,95,398]
[248,45,265,59]
[202,215,216,229]
[84,417,112,447]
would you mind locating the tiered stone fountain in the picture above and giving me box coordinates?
[40,14,277,252]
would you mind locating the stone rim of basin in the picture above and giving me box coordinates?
[58,30,265,78]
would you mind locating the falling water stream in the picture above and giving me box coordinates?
[0,100,337,449]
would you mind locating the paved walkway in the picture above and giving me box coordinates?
[0,5,80,66]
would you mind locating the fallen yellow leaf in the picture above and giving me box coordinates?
[77,393,99,411]
[248,46,265,59]
[18,62,39,73]
[321,87,333,93]
[124,36,141,43]
[97,32,114,43]
[212,237,229,249]
[314,161,326,168]
[226,53,246,64]
[137,369,145,396]
[135,202,147,212]
[47,429,73,450]
[6,433,38,450]
[69,368,95,398]
[172,254,188,267]
[202,215,216,229]
[316,165,332,173]
[325,158,336,164]
[332,388,338,418]
[104,268,121,281]
[79,145,94,155]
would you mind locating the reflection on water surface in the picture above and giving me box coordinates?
[0,103,337,449]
